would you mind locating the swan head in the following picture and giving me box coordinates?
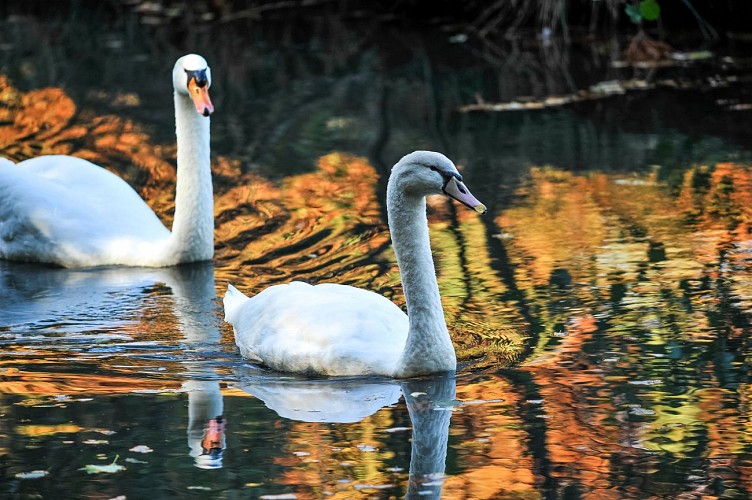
[173,54,214,117]
[392,151,487,214]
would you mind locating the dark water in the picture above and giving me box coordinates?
[1,4,752,498]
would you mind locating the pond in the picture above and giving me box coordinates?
[1,3,752,498]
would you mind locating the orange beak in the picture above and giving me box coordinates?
[188,77,214,117]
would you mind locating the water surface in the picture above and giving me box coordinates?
[1,6,752,498]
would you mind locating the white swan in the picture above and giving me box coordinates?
[224,151,487,378]
[0,54,214,268]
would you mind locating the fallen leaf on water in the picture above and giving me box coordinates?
[15,470,48,479]
[384,427,410,433]
[80,455,126,475]
[629,379,662,386]
[129,445,153,453]
[353,484,395,491]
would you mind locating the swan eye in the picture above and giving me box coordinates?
[185,69,209,88]
[429,165,438,172]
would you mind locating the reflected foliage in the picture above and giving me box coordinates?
[1,71,751,497]
[1,4,752,496]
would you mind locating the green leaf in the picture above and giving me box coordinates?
[625,4,643,24]
[640,0,661,21]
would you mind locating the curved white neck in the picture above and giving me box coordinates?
[387,180,456,377]
[167,91,214,263]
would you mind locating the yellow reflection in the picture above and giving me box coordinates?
[443,375,538,498]
[494,163,752,497]
[498,164,752,359]
[213,152,391,293]
[428,196,527,366]
[17,424,85,437]
[230,390,399,497]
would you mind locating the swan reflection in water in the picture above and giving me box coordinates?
[0,260,228,469]
[185,379,226,469]
[0,260,176,329]
[236,369,455,498]
[167,263,228,469]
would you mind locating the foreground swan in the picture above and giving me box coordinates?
[224,151,486,377]
[0,54,214,268]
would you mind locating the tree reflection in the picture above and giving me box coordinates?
[492,164,751,497]
[1,61,752,497]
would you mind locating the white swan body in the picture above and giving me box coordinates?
[224,151,487,378]
[0,54,214,268]
[225,282,409,375]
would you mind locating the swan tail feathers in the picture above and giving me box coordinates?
[223,283,250,324]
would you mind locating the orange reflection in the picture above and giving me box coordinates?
[213,152,392,294]
[0,368,180,394]
[0,76,77,159]
[499,165,752,346]
[3,73,752,498]
[444,375,538,498]
[497,164,752,496]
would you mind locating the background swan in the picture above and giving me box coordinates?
[224,151,487,378]
[0,54,214,268]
